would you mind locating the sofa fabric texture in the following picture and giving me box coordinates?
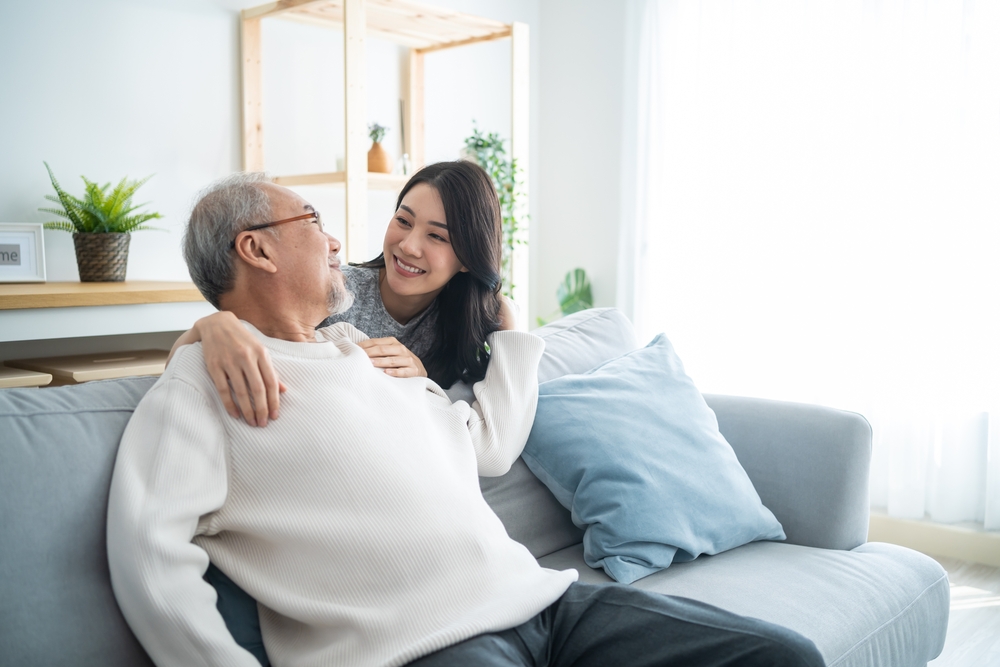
[0,308,949,666]
[0,376,157,667]
[538,541,949,667]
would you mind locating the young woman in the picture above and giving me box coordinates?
[171,160,516,426]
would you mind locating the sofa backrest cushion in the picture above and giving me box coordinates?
[0,376,157,667]
[534,307,640,383]
[480,308,641,558]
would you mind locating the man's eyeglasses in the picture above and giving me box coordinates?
[229,211,323,249]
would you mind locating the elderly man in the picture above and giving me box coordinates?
[107,173,824,667]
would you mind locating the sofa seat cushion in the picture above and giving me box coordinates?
[537,540,949,667]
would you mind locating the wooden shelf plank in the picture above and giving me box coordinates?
[0,281,206,310]
[254,0,509,49]
[415,29,512,54]
[274,171,347,187]
[6,349,168,384]
[243,0,332,21]
[273,171,407,190]
[0,365,52,388]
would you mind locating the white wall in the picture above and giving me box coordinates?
[536,0,628,322]
[0,0,247,282]
[0,0,625,326]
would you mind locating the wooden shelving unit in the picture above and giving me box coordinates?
[0,281,206,310]
[240,0,530,271]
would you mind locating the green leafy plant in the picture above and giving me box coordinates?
[537,268,594,326]
[463,124,526,299]
[39,162,162,234]
[368,123,388,144]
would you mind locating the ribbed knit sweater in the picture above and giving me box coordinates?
[107,322,577,667]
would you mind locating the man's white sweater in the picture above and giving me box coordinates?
[107,323,577,667]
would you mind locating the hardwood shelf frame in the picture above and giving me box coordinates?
[0,281,206,311]
[240,0,530,313]
[272,171,409,189]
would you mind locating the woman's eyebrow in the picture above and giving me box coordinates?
[399,204,447,229]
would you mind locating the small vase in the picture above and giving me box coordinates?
[73,233,130,282]
[367,141,393,173]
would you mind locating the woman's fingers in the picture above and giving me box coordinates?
[243,368,271,427]
[215,360,258,427]
[369,355,409,369]
[235,377,260,426]
[259,357,283,421]
[357,338,427,378]
[209,366,241,421]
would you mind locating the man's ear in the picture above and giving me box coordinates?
[233,233,279,275]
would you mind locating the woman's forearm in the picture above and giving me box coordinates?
[166,311,240,366]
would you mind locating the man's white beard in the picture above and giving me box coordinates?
[327,280,354,316]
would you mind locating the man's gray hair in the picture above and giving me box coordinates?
[183,172,272,308]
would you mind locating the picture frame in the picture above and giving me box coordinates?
[0,223,47,283]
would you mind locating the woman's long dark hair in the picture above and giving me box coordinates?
[356,161,504,388]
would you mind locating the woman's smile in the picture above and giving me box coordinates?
[393,255,426,276]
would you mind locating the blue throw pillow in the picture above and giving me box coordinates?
[522,333,785,584]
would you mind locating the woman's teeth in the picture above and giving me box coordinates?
[396,257,425,274]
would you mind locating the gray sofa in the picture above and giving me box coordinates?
[0,308,949,666]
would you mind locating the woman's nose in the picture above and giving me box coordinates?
[398,231,421,257]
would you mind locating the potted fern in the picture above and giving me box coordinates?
[39,162,162,282]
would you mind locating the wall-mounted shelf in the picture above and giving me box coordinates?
[0,282,215,345]
[0,281,205,310]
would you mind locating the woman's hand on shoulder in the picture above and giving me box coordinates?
[188,311,286,427]
[358,337,427,378]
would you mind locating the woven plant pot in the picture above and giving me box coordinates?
[73,233,131,282]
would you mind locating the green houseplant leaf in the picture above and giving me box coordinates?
[368,123,388,144]
[557,268,594,315]
[537,267,595,326]
[40,163,163,234]
[462,124,527,299]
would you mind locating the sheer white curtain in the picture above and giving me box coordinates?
[618,0,1000,529]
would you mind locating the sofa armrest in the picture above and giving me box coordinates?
[704,394,872,551]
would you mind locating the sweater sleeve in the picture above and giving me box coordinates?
[106,376,260,667]
[465,330,546,477]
